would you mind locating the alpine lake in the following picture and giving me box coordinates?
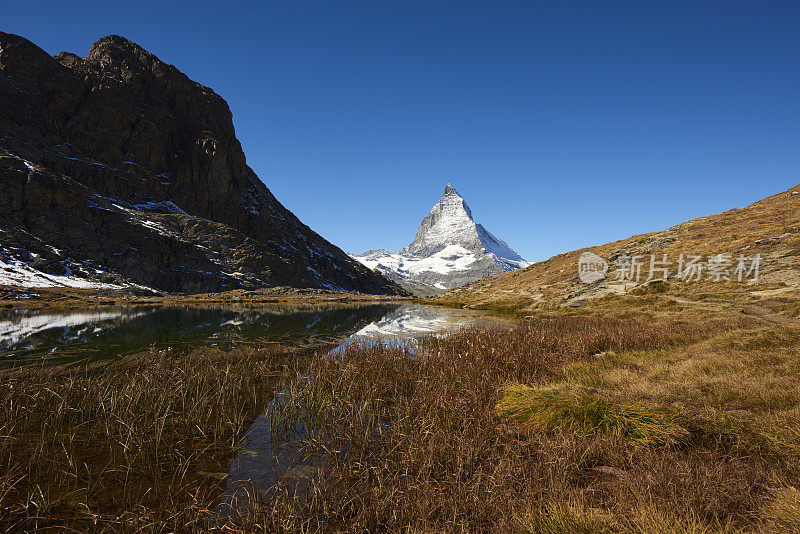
[0,301,504,518]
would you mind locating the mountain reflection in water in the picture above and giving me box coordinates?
[219,304,494,517]
[0,303,397,360]
[0,303,489,362]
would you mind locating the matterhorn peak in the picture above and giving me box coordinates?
[352,183,529,296]
[443,183,460,197]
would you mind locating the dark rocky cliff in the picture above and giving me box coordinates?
[0,32,404,294]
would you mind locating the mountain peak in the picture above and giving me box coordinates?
[0,32,405,295]
[443,183,460,197]
[353,184,530,295]
[399,182,526,266]
[86,34,156,65]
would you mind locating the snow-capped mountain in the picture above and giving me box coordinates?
[352,185,529,296]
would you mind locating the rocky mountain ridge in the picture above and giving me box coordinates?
[0,32,405,295]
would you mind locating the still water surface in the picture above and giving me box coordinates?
[0,303,493,361]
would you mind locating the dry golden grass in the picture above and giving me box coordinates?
[224,308,796,533]
[552,322,800,456]
[432,183,800,312]
[2,299,799,532]
[516,499,741,534]
[761,487,800,533]
[0,345,308,531]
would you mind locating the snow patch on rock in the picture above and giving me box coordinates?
[0,254,122,289]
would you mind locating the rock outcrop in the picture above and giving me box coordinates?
[0,32,405,294]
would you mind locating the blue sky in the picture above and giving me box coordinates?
[5,1,800,262]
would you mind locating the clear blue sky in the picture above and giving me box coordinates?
[5,1,800,261]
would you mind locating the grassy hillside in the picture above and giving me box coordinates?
[432,183,800,313]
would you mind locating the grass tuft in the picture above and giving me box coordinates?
[516,500,616,534]
[762,487,800,533]
[497,384,690,446]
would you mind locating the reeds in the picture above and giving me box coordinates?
[0,345,306,531]
[1,312,796,532]
[241,314,780,532]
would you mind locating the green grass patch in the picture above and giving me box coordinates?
[498,384,689,446]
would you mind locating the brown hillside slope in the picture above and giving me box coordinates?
[433,183,800,312]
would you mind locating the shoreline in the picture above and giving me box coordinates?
[0,284,415,310]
